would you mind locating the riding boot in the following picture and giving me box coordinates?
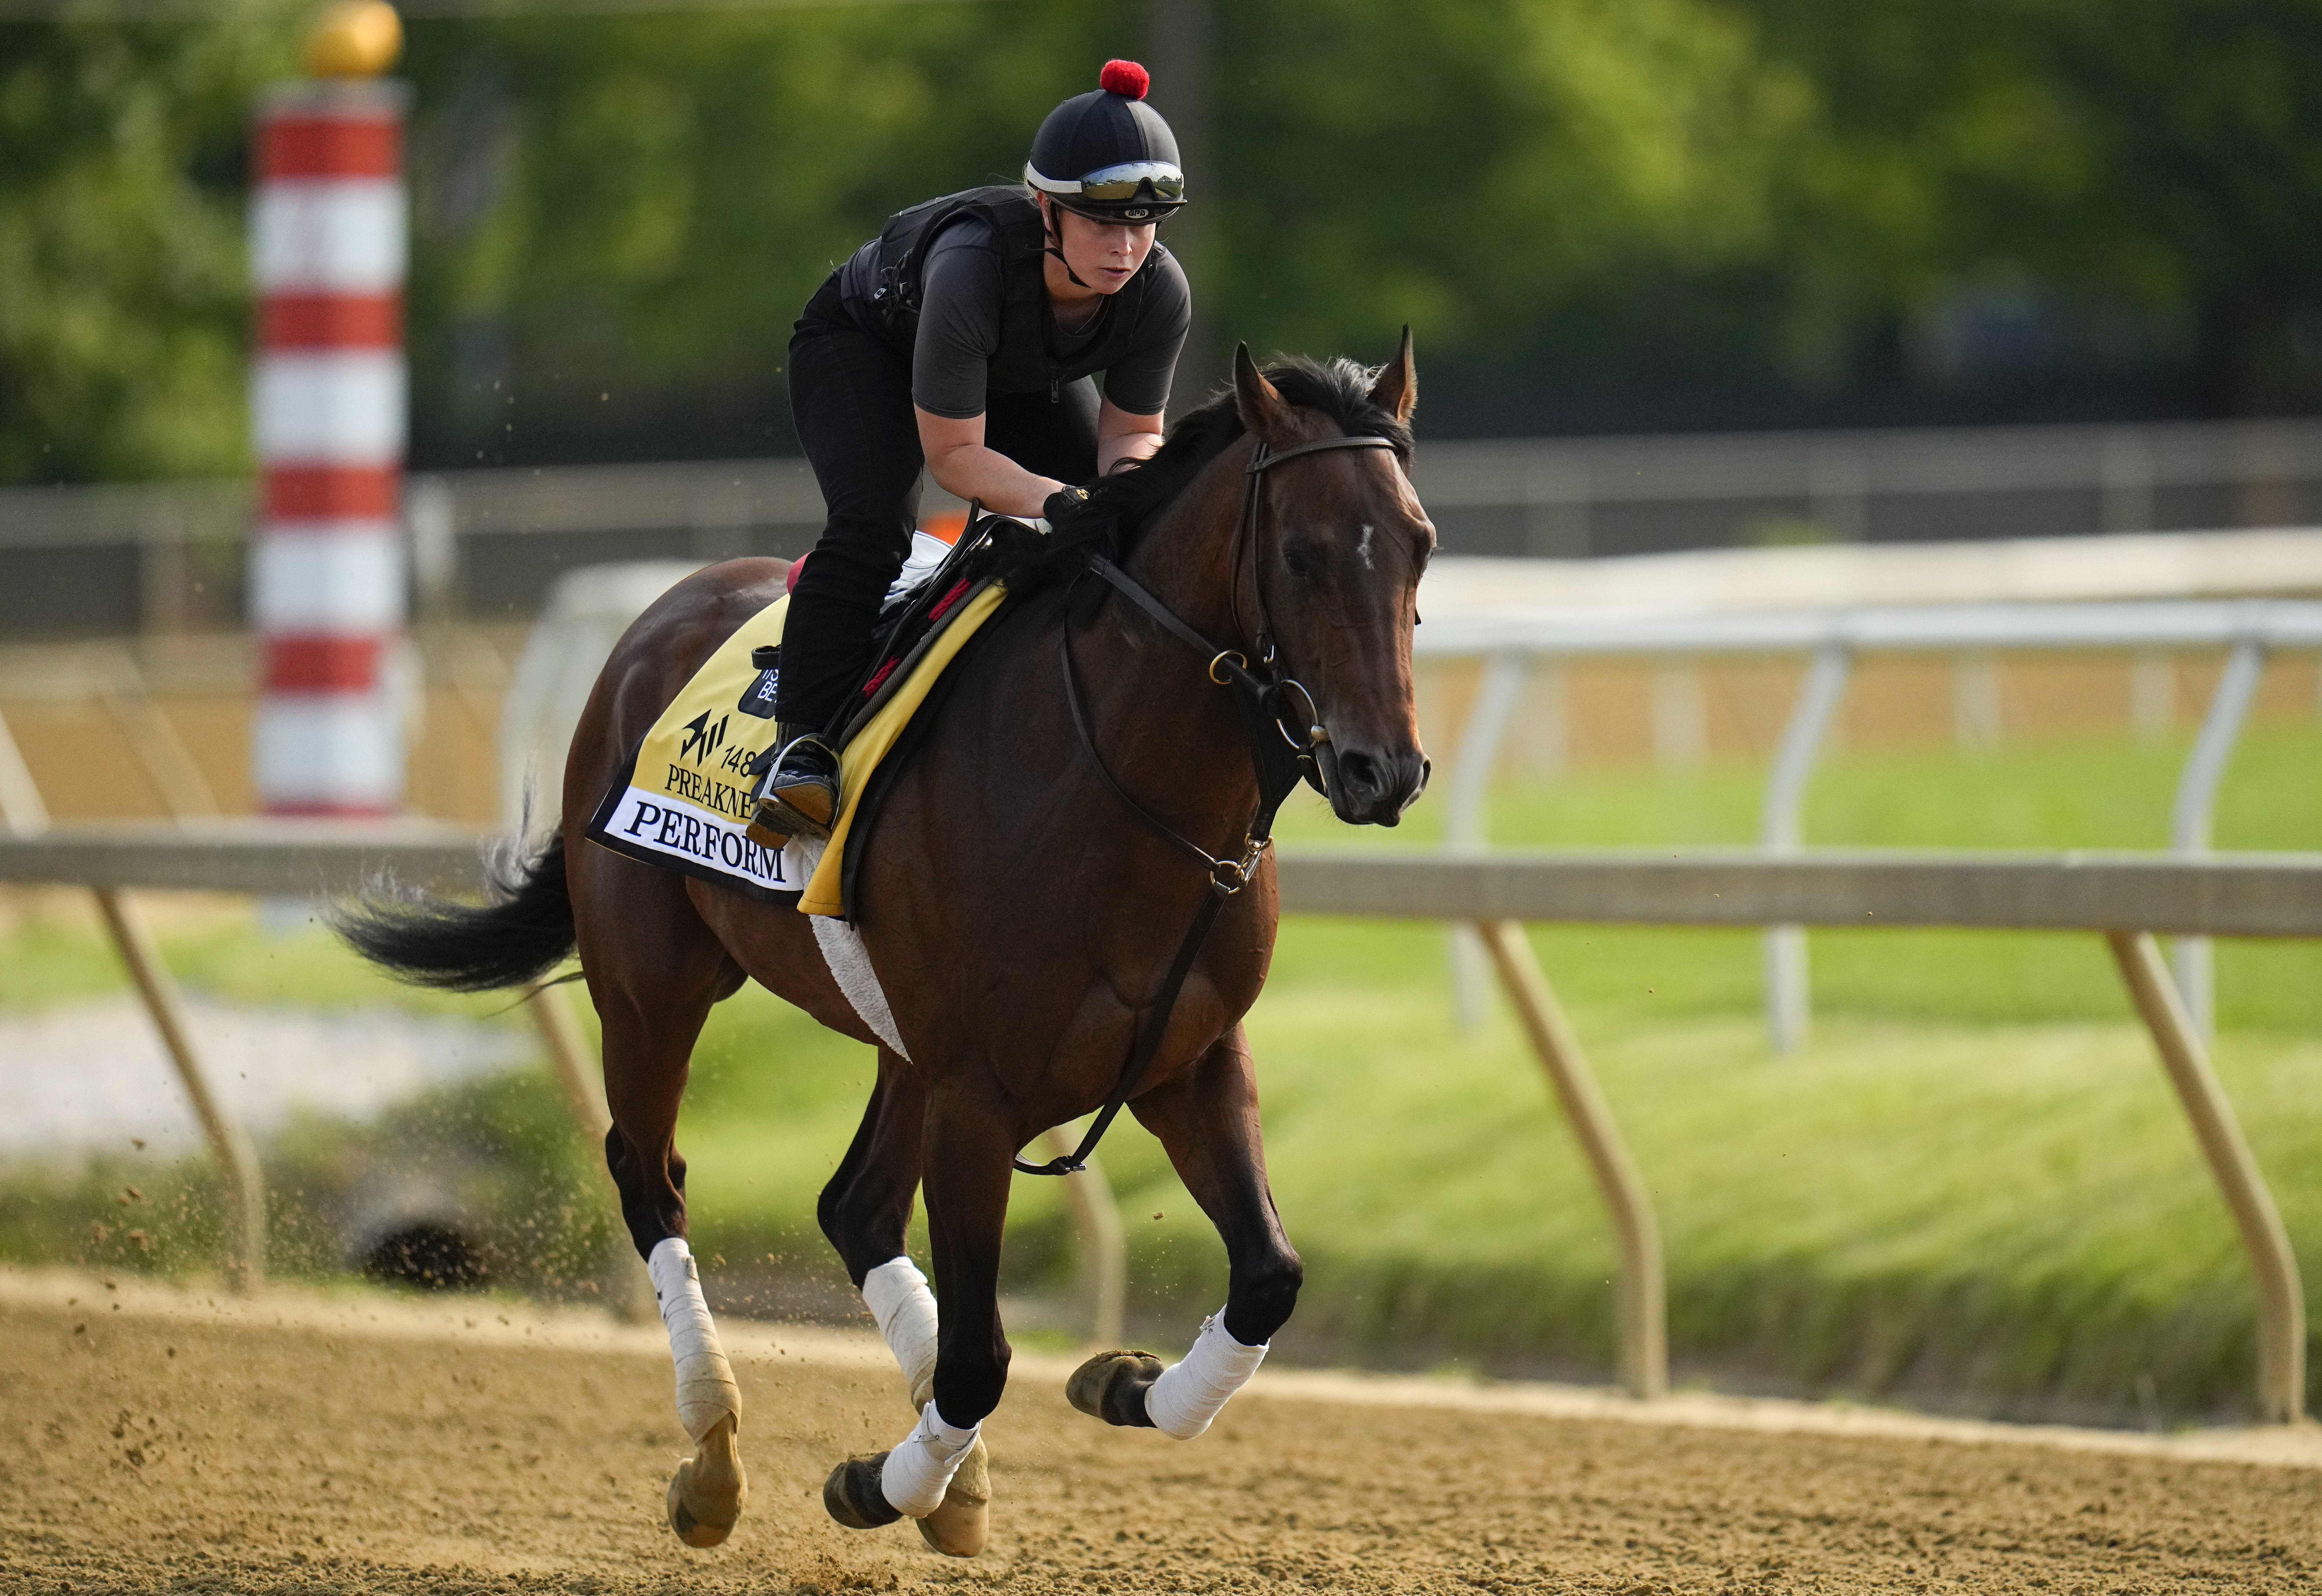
[748,723,841,844]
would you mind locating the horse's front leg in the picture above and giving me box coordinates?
[1069,1024,1300,1437]
[815,1053,990,1557]
[821,1080,1014,1543]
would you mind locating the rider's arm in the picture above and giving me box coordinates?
[1094,249,1188,476]
[1097,400,1165,476]
[913,230,1062,516]
[916,409,1063,517]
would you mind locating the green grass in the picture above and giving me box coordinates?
[2,725,2317,1423]
[1276,722,2322,854]
[1209,920,2322,1422]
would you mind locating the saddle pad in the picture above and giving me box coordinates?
[583,580,1009,917]
[799,578,1006,916]
[584,592,810,903]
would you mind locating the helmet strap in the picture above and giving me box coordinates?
[1038,196,1094,291]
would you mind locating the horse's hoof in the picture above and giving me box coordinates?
[823,1453,904,1530]
[1066,1349,1163,1428]
[914,1433,989,1558]
[667,1414,747,1548]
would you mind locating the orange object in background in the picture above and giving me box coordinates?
[787,510,968,595]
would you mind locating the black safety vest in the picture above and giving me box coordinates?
[863,184,1168,399]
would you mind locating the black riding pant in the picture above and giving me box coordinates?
[778,273,1099,730]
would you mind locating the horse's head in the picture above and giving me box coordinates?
[1232,331,1435,826]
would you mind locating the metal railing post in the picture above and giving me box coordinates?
[1445,652,1530,1031]
[2170,639,2266,1036]
[1951,651,2002,753]
[2107,931,2305,1423]
[1650,660,1707,769]
[1478,920,1666,1400]
[1036,1125,1127,1349]
[0,706,48,835]
[94,888,266,1293]
[1760,644,1851,1053]
[0,730,267,1292]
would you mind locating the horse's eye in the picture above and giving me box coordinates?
[1282,548,1317,580]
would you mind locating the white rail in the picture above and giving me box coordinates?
[2,828,2309,1421]
[1427,598,2322,1047]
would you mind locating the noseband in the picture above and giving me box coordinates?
[1017,431,1402,1178]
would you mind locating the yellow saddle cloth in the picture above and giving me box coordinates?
[583,579,1007,917]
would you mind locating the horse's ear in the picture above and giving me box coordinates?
[1233,342,1292,443]
[1368,324,1416,424]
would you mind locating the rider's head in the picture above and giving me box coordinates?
[1025,60,1186,230]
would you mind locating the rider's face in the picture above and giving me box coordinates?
[1047,202,1156,295]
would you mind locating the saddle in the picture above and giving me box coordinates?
[823,509,1041,755]
[582,509,1039,916]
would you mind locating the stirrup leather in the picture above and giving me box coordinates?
[748,732,839,843]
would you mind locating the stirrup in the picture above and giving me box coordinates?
[748,733,839,844]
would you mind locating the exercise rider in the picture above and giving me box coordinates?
[752,58,1192,840]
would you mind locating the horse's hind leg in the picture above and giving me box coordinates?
[815,1055,989,1557]
[1070,1024,1300,1438]
[574,849,750,1548]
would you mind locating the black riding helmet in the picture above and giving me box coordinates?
[1024,60,1186,225]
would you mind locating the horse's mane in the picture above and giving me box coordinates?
[1026,354,1414,578]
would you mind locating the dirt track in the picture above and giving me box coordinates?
[5,1272,2320,1594]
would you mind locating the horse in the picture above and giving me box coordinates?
[338,336,1433,1558]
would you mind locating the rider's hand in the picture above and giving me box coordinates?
[1042,485,1091,523]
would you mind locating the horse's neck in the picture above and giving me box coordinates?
[1119,438,1251,650]
[1065,440,1264,825]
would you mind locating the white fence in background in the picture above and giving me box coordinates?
[497,559,2322,1051]
[2,827,2312,1421]
[1428,600,2322,1047]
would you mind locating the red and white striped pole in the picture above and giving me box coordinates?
[249,19,409,816]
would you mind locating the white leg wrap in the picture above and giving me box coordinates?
[860,1255,941,1408]
[647,1237,741,1442]
[1145,1308,1267,1440]
[879,1400,980,1517]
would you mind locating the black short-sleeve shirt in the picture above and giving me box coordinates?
[838,218,1191,419]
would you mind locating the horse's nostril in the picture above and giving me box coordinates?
[1338,751,1382,796]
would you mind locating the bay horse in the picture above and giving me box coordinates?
[340,338,1432,1557]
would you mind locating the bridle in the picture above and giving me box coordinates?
[1016,430,1404,1177]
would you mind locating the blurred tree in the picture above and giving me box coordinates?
[1743,0,2322,413]
[1209,0,1815,415]
[4,0,2318,484]
[400,0,1814,463]
[0,4,298,484]
[401,0,1143,466]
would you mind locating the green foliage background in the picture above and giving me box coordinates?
[0,1,299,483]
[6,0,2322,483]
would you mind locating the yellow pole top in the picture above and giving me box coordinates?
[305,1,403,79]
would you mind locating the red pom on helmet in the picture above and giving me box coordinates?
[1099,59,1150,100]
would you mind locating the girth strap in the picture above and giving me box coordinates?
[1010,863,1244,1178]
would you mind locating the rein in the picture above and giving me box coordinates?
[1014,431,1402,1178]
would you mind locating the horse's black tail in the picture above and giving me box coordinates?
[334,832,577,993]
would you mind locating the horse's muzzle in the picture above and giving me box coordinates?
[1321,740,1429,827]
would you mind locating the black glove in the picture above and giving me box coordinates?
[1041,485,1091,523]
